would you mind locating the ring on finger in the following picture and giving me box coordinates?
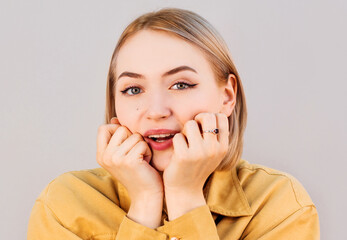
[203,128,219,135]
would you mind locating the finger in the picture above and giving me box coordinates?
[216,113,229,146]
[96,124,122,160]
[194,112,218,142]
[110,117,120,125]
[116,133,143,158]
[101,126,132,165]
[108,126,132,147]
[172,133,188,159]
[127,140,152,164]
[181,120,201,149]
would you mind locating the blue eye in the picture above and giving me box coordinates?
[120,86,142,95]
[171,82,197,90]
[120,82,197,96]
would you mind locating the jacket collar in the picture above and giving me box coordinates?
[116,159,253,217]
[204,159,253,217]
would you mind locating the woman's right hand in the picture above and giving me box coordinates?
[96,117,164,228]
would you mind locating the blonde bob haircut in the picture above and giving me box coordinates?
[104,7,247,171]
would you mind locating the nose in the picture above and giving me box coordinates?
[145,91,171,120]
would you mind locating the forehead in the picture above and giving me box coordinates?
[115,30,213,78]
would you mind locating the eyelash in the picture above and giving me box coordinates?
[120,81,198,96]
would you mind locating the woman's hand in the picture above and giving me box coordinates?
[163,112,229,220]
[96,117,164,228]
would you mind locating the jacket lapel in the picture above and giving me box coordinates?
[205,160,253,217]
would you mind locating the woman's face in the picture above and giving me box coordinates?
[114,30,235,171]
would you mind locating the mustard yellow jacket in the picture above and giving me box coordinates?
[27,159,320,239]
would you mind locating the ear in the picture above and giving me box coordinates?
[219,74,237,117]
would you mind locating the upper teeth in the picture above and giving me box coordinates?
[148,133,174,138]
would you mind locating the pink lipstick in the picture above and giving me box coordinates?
[144,129,180,151]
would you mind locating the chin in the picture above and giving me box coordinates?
[150,149,172,172]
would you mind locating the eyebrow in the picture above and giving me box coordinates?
[117,65,198,81]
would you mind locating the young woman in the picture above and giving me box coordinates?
[28,7,320,239]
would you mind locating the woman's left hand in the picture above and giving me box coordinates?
[163,112,229,196]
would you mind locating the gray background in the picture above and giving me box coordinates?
[1,0,346,239]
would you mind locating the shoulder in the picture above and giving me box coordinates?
[237,159,314,208]
[30,169,127,238]
[36,168,122,218]
[38,168,119,203]
[232,159,319,239]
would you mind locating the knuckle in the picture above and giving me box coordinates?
[116,126,128,138]
[172,134,182,145]
[132,141,142,151]
[206,112,216,120]
[97,125,106,133]
[117,126,126,134]
[129,134,142,147]
[174,132,183,139]
[133,133,143,141]
[186,120,197,128]
[196,112,212,120]
[194,112,205,119]
[137,140,147,148]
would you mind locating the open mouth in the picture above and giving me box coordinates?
[145,133,176,151]
[148,133,175,142]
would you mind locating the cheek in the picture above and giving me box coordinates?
[173,101,215,125]
[173,93,220,120]
[115,99,139,131]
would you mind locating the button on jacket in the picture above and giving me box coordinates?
[27,159,320,239]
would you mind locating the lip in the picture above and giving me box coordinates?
[144,129,180,137]
[145,137,173,151]
[143,129,180,151]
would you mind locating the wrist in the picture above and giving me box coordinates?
[131,192,163,210]
[127,193,163,229]
[165,189,206,221]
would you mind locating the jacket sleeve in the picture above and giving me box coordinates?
[27,196,173,240]
[156,205,220,240]
[28,198,169,240]
[27,176,168,240]
[254,205,320,240]
[116,215,167,240]
[27,199,83,240]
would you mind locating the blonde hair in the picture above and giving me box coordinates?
[104,7,247,171]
